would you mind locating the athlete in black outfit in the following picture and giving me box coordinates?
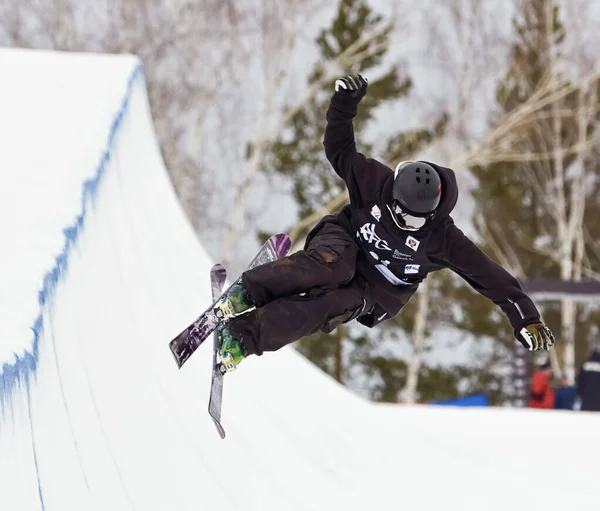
[217,74,555,370]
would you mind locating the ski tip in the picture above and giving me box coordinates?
[169,350,184,369]
[211,263,226,274]
[168,339,186,369]
[212,420,226,439]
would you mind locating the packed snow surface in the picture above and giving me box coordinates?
[0,48,597,511]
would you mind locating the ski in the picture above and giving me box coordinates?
[169,233,291,369]
[208,264,227,439]
[208,235,291,439]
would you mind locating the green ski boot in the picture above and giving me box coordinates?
[218,326,247,373]
[216,283,254,320]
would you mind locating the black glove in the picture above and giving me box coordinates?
[517,322,556,351]
[334,74,368,99]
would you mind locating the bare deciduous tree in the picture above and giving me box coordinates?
[218,5,393,268]
[458,0,600,384]
[0,0,249,232]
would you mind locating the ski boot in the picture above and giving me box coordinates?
[215,283,254,320]
[218,325,248,373]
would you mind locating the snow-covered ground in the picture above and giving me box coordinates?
[0,48,598,511]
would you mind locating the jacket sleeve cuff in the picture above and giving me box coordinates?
[507,296,540,334]
[331,90,362,108]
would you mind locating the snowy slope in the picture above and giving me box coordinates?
[0,48,598,511]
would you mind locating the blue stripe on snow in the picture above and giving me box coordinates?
[0,61,143,412]
[26,378,47,510]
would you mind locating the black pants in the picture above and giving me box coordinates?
[228,222,369,356]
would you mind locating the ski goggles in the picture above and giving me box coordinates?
[390,201,434,231]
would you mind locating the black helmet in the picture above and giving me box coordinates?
[392,161,442,215]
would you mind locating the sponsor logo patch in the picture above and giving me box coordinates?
[404,264,420,274]
[371,204,382,222]
[406,235,420,252]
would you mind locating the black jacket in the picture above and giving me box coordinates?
[320,89,540,331]
[577,349,600,412]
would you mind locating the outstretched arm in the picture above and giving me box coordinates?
[323,75,367,178]
[323,75,375,205]
[436,223,555,350]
